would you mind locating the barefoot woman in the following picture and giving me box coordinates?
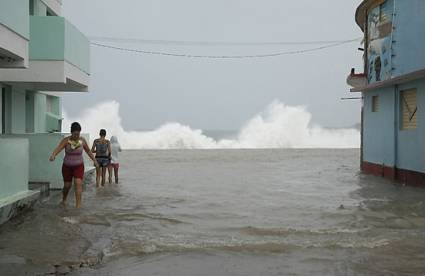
[49,122,98,208]
[91,129,111,187]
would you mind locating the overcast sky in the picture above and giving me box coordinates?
[62,0,364,130]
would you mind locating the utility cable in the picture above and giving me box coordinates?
[89,36,361,46]
[90,38,361,59]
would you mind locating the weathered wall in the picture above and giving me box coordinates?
[396,79,425,172]
[366,0,425,83]
[363,78,425,173]
[392,0,425,77]
[363,86,396,166]
[3,133,94,189]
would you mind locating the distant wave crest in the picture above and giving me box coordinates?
[63,100,360,149]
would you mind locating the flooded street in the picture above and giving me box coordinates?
[1,149,425,275]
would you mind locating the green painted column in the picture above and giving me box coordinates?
[34,92,47,133]
[11,87,26,134]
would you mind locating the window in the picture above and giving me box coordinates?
[401,89,418,130]
[29,0,34,15]
[372,95,379,112]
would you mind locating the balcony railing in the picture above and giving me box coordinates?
[29,16,90,74]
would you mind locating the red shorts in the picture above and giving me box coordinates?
[62,164,85,182]
[108,163,120,169]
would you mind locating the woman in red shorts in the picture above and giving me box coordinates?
[49,122,98,208]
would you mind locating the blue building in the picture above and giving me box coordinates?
[347,0,425,186]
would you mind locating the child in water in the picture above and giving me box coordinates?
[108,136,122,184]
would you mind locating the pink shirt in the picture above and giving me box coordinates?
[63,140,84,167]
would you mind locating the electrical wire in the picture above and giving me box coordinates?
[90,38,361,59]
[89,36,361,46]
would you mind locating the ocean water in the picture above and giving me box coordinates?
[1,149,425,276]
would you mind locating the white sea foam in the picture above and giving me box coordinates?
[63,100,360,149]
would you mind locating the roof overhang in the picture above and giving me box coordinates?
[351,69,425,92]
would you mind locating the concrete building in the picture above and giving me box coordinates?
[0,0,90,224]
[348,0,425,186]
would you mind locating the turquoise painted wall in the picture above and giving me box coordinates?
[366,0,425,83]
[29,16,65,61]
[366,0,394,84]
[0,0,30,39]
[65,21,90,74]
[25,91,35,133]
[363,79,425,173]
[34,92,47,132]
[0,138,29,199]
[363,86,396,166]
[3,86,60,134]
[29,16,90,73]
[392,0,425,77]
[11,87,26,134]
[45,95,61,132]
[4,133,94,189]
[396,79,425,172]
[362,0,425,173]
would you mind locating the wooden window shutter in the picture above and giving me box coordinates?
[401,89,418,130]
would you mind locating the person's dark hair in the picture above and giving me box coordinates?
[70,122,82,133]
[99,129,107,137]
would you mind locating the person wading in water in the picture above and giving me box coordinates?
[108,136,122,184]
[91,129,112,187]
[49,122,98,208]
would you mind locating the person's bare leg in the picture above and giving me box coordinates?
[74,178,83,208]
[114,167,119,184]
[108,166,113,184]
[101,167,106,186]
[61,181,72,205]
[96,166,101,188]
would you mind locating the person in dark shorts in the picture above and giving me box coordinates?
[91,129,112,187]
[49,122,98,208]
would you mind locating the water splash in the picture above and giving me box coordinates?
[63,100,360,149]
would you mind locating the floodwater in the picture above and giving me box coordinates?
[1,149,425,276]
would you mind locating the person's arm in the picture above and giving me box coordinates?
[49,138,67,161]
[83,138,99,167]
[91,139,97,153]
[108,141,112,159]
[118,143,122,152]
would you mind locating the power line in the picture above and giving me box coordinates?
[90,38,361,59]
[89,36,361,46]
